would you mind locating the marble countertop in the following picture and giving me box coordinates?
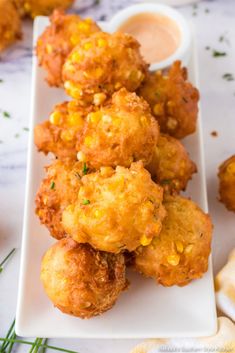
[0,0,235,352]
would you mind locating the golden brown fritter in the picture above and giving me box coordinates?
[41,238,128,318]
[0,0,22,53]
[138,61,199,139]
[36,10,100,87]
[218,155,235,212]
[62,162,166,253]
[62,31,148,103]
[78,88,159,169]
[35,160,89,239]
[134,195,212,287]
[14,0,74,18]
[146,134,197,193]
[34,100,93,160]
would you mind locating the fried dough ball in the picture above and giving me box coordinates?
[0,0,22,53]
[62,162,166,253]
[218,155,235,212]
[146,134,197,193]
[78,88,159,169]
[41,238,128,318]
[134,195,212,286]
[14,0,74,18]
[36,10,101,87]
[62,31,148,104]
[34,100,93,160]
[138,61,199,139]
[35,160,90,240]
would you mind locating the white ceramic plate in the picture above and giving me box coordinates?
[15,17,217,338]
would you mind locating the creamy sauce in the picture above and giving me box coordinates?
[118,13,181,64]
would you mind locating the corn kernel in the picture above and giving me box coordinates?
[140,235,152,247]
[85,17,92,24]
[93,92,106,106]
[114,82,122,90]
[140,115,148,126]
[65,204,75,213]
[100,167,114,177]
[184,244,194,254]
[175,240,184,254]
[61,130,73,142]
[97,38,107,48]
[112,117,121,127]
[84,136,94,147]
[167,117,178,130]
[153,103,164,116]
[71,51,81,63]
[78,21,90,32]
[49,111,62,125]
[65,81,82,99]
[68,112,83,127]
[88,112,101,124]
[94,209,103,218]
[70,34,81,46]
[46,44,53,54]
[167,254,180,266]
[77,151,86,162]
[152,223,161,235]
[102,114,112,123]
[84,42,92,50]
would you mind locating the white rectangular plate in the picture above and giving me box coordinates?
[16,17,217,338]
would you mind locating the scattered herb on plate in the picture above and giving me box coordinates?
[82,199,90,205]
[82,162,89,175]
[222,73,234,81]
[0,248,16,273]
[3,111,11,118]
[50,181,55,190]
[212,50,227,57]
[23,127,29,132]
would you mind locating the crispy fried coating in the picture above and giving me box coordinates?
[14,0,74,18]
[134,195,212,286]
[41,238,128,318]
[35,160,88,239]
[218,155,235,212]
[62,31,148,103]
[62,162,166,253]
[78,88,159,169]
[36,10,100,86]
[34,100,94,160]
[138,61,199,139]
[146,134,197,193]
[0,0,22,53]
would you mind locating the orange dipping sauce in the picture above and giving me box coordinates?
[118,13,181,64]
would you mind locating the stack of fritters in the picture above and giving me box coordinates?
[35,10,212,319]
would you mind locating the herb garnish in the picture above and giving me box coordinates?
[161,180,171,185]
[82,162,88,175]
[3,111,10,118]
[82,199,90,205]
[50,181,55,190]
[23,127,29,132]
[212,50,227,57]
[0,79,3,83]
[0,248,16,273]
[222,73,234,81]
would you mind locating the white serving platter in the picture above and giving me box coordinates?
[15,16,217,338]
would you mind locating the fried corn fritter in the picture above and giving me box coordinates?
[78,88,159,169]
[62,31,148,104]
[138,61,199,139]
[218,155,235,212]
[62,162,166,253]
[36,10,100,87]
[146,134,197,193]
[0,0,22,53]
[134,195,212,286]
[35,160,88,239]
[14,0,74,18]
[34,100,94,160]
[41,238,128,318]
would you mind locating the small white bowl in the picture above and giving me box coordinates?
[108,3,192,71]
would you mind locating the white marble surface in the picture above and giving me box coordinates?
[0,0,235,352]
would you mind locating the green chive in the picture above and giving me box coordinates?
[50,181,55,190]
[3,111,10,118]
[0,248,16,273]
[82,199,90,205]
[212,50,227,57]
[222,73,234,81]
[23,127,29,132]
[82,162,88,175]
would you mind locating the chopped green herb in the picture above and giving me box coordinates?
[219,33,230,45]
[82,199,90,205]
[161,180,171,185]
[0,248,16,273]
[23,127,29,131]
[94,0,100,5]
[14,133,20,138]
[50,181,55,190]
[0,79,3,83]
[82,162,89,175]
[212,50,227,57]
[3,111,10,118]
[222,73,234,81]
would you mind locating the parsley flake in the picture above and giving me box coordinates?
[82,199,90,205]
[50,181,55,190]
